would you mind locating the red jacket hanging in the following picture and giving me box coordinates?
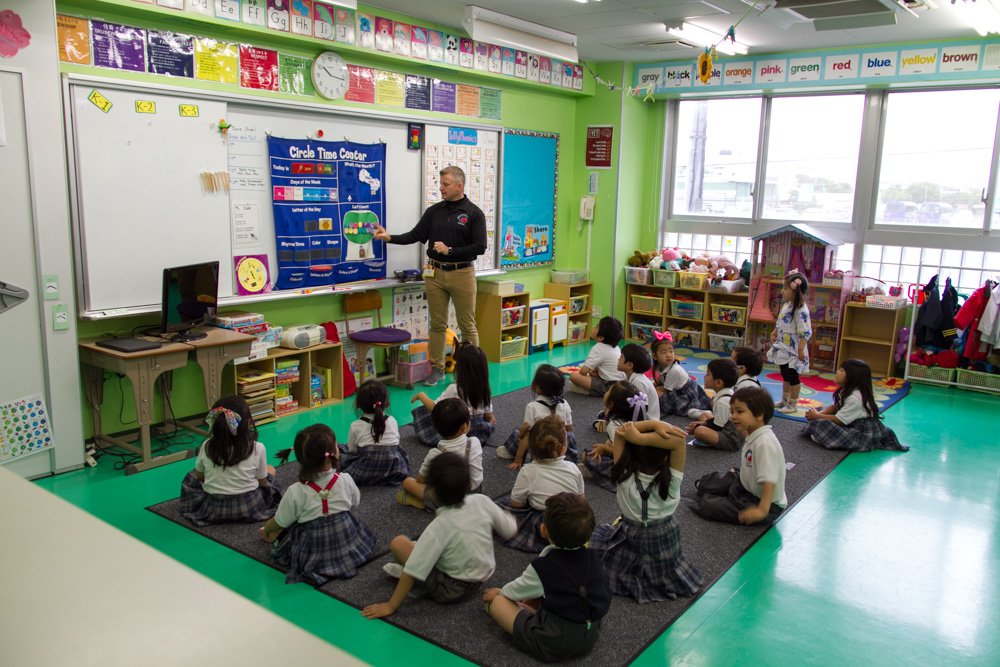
[954,283,991,361]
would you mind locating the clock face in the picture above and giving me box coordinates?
[236,257,268,294]
[311,51,349,100]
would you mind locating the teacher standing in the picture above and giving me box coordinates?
[373,166,486,386]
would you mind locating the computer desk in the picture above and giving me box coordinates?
[79,328,254,474]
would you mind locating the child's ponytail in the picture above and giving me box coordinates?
[784,271,810,313]
[355,380,390,443]
[454,342,491,412]
[281,424,339,482]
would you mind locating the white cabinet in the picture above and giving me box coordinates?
[530,298,568,352]
[530,302,549,350]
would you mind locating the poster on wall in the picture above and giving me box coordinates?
[500,129,558,269]
[0,393,53,465]
[267,136,387,289]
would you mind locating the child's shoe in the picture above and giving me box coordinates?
[577,462,593,478]
[570,383,590,395]
[397,490,425,509]
[777,401,799,414]
[383,562,404,579]
[496,445,514,459]
[774,398,788,410]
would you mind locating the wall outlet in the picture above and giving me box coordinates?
[593,305,601,319]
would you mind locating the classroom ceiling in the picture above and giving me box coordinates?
[366,0,989,63]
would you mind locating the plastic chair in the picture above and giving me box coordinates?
[343,290,412,388]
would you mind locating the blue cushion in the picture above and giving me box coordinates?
[349,328,411,345]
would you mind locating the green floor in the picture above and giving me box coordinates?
[36,346,1000,665]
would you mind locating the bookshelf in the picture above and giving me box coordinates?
[624,281,749,350]
[475,291,530,362]
[837,303,908,377]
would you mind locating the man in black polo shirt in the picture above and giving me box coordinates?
[373,166,486,386]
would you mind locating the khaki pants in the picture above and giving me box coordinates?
[425,266,478,371]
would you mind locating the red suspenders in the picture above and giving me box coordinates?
[305,473,339,514]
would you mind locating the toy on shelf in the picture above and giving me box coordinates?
[627,250,658,267]
[661,248,682,271]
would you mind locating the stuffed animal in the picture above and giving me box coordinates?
[894,327,910,364]
[647,256,665,270]
[688,253,711,273]
[443,329,459,373]
[661,248,682,271]
[706,254,740,279]
[627,250,657,267]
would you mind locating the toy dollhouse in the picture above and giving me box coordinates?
[747,224,853,372]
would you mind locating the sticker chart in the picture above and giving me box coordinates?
[0,394,53,464]
[267,136,387,289]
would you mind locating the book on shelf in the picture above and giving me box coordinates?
[233,322,270,334]
[241,387,275,400]
[312,365,333,399]
[237,369,276,383]
[211,310,264,328]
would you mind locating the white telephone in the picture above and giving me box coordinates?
[580,196,595,221]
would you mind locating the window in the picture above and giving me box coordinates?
[861,245,1000,295]
[875,88,1000,230]
[763,95,865,224]
[663,233,753,270]
[672,98,762,218]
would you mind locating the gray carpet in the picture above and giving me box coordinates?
[148,382,847,666]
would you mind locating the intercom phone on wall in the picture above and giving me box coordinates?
[580,196,595,221]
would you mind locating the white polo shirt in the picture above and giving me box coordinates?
[440,383,493,416]
[834,390,868,425]
[419,434,484,491]
[510,456,585,510]
[347,415,401,453]
[195,440,268,495]
[739,425,787,508]
[584,343,626,383]
[522,397,573,428]
[274,469,361,526]
[616,469,683,521]
[628,371,660,421]
[657,361,690,392]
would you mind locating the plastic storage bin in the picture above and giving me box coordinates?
[569,295,589,314]
[667,327,700,347]
[500,337,528,359]
[678,272,708,290]
[670,299,704,320]
[551,269,589,284]
[865,294,908,310]
[631,293,664,314]
[908,365,955,385]
[955,368,1000,393]
[567,321,587,343]
[396,360,431,384]
[501,305,526,327]
[652,269,679,287]
[710,303,747,325]
[624,266,652,285]
[630,321,662,341]
[708,330,744,354]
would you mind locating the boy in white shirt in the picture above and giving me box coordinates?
[569,317,626,396]
[687,358,743,451]
[616,343,660,421]
[398,398,484,510]
[692,387,787,525]
[362,452,517,619]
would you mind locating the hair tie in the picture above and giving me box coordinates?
[626,394,648,422]
[549,395,566,405]
[653,330,673,342]
[205,407,240,435]
[374,401,382,407]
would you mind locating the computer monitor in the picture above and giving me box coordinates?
[160,261,219,342]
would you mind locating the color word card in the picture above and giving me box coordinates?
[0,394,53,463]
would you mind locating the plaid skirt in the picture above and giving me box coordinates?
[499,429,578,464]
[270,511,377,586]
[590,515,703,603]
[178,471,283,527]
[495,497,547,552]
[803,417,908,453]
[412,406,496,446]
[582,448,616,493]
[659,379,712,417]
[338,443,410,485]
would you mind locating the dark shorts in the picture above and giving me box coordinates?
[512,607,602,663]
[589,376,612,397]
[779,363,800,385]
[414,566,481,604]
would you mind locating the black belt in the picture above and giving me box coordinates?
[430,259,473,271]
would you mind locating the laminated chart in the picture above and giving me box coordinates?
[0,394,53,464]
[267,136,387,289]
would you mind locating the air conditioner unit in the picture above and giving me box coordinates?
[774,0,913,30]
[639,39,699,52]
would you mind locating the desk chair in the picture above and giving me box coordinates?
[343,290,412,389]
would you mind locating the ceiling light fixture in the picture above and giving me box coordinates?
[667,22,749,55]
[463,5,579,62]
[950,0,1000,35]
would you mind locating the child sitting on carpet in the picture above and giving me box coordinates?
[362,452,517,619]
[687,358,743,451]
[398,398,484,510]
[260,424,375,585]
[483,493,611,662]
[617,343,660,421]
[569,316,626,397]
[498,416,585,553]
[590,420,703,603]
[769,271,813,414]
[804,358,908,452]
[582,381,644,492]
[652,335,711,417]
[412,342,495,446]
[692,387,787,525]
[497,364,576,469]
[732,346,763,391]
[338,380,410,485]
[179,395,282,527]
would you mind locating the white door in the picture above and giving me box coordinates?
[0,71,50,472]
[531,306,549,347]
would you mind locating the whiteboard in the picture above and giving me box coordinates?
[71,85,232,312]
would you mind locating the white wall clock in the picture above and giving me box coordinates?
[311,51,349,100]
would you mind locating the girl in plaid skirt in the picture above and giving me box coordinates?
[497,416,585,553]
[411,342,496,446]
[179,395,283,527]
[652,335,711,417]
[261,424,376,585]
[804,358,907,452]
[497,364,576,469]
[581,381,640,493]
[339,380,411,485]
[590,420,703,603]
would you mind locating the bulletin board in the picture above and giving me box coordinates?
[499,128,558,269]
[65,77,502,317]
